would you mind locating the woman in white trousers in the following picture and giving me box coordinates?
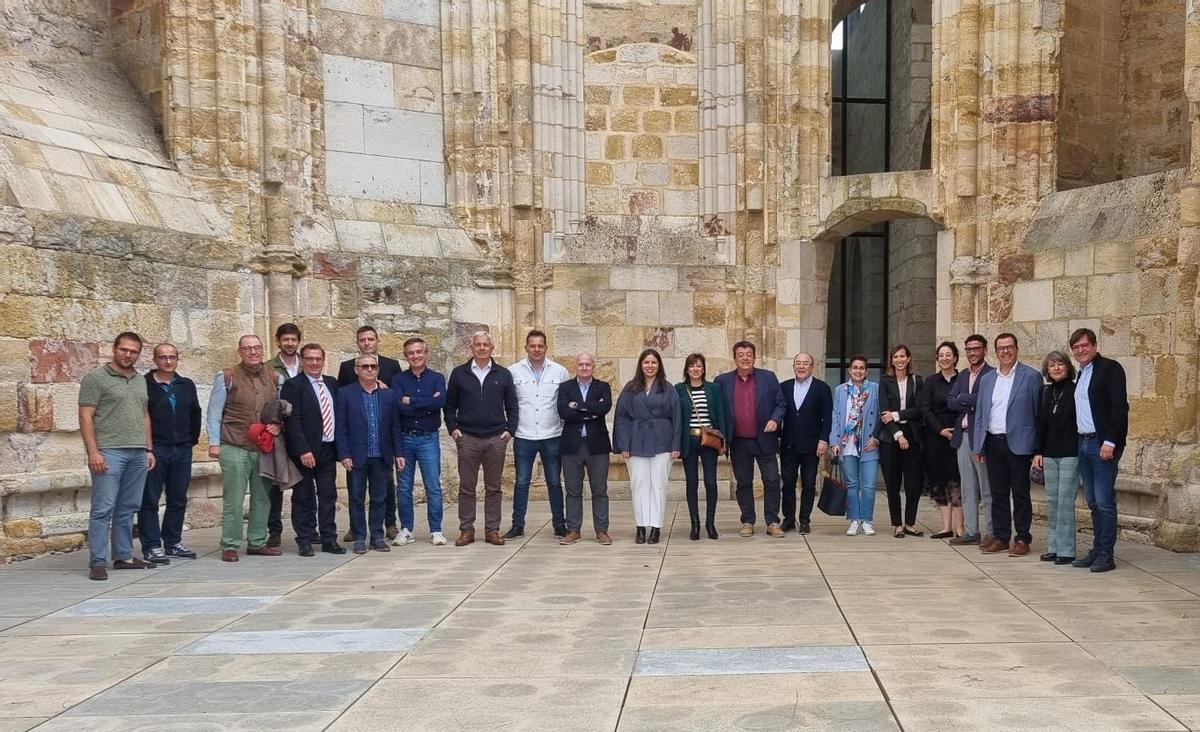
[613,349,681,545]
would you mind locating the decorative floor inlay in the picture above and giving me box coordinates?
[56,597,277,617]
[180,628,427,655]
[634,645,869,676]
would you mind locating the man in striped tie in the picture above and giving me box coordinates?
[281,343,346,556]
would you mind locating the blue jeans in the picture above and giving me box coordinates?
[841,455,878,523]
[1079,436,1121,558]
[349,457,390,543]
[397,432,443,533]
[138,443,193,552]
[89,448,148,567]
[512,437,564,531]
[1043,456,1079,557]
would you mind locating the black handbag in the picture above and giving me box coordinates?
[818,460,848,517]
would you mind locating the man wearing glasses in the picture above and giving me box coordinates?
[138,343,202,565]
[946,334,994,546]
[207,334,285,562]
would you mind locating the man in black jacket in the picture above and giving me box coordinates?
[1069,328,1129,573]
[337,325,402,539]
[444,331,519,547]
[281,343,346,557]
[139,342,202,564]
[556,352,613,545]
[778,353,832,534]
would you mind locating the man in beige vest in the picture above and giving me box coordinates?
[206,334,284,562]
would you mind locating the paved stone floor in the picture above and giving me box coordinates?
[2,501,1200,731]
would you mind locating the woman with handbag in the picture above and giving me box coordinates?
[919,341,962,540]
[1032,350,1079,565]
[877,344,925,539]
[676,353,728,540]
[829,355,881,536]
[613,349,681,545]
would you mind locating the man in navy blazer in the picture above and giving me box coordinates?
[280,343,345,557]
[556,352,614,545]
[946,334,995,545]
[778,353,832,534]
[1069,328,1128,573]
[715,341,787,537]
[971,333,1041,557]
[335,353,405,554]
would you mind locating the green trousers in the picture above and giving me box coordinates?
[219,444,270,550]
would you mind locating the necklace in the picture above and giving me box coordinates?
[1049,383,1067,415]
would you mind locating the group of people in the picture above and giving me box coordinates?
[832,328,1128,574]
[76,322,1128,581]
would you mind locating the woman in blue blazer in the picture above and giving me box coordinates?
[829,355,881,536]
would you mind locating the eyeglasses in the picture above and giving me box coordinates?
[995,346,1016,353]
[356,364,379,370]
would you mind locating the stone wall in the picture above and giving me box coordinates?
[109,0,162,118]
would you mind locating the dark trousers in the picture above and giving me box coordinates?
[1079,435,1122,559]
[682,435,719,523]
[349,456,390,543]
[562,445,610,533]
[457,433,508,533]
[268,483,283,537]
[730,437,781,526]
[138,443,192,552]
[780,449,820,525]
[881,438,924,527]
[984,433,1033,544]
[291,442,339,545]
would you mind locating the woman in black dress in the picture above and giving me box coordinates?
[919,341,962,539]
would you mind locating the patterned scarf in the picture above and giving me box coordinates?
[840,381,869,448]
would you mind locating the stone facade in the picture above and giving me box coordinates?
[0,0,1197,558]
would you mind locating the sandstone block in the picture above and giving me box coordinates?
[585,86,613,105]
[609,266,676,290]
[674,110,698,132]
[324,54,395,107]
[643,110,672,132]
[1011,280,1053,321]
[51,383,80,432]
[334,219,385,253]
[644,327,674,353]
[693,291,728,326]
[4,518,41,538]
[1094,240,1134,274]
[626,291,660,326]
[545,289,581,326]
[581,291,626,325]
[660,87,698,106]
[672,327,727,358]
[1131,315,1173,355]
[637,163,668,186]
[663,190,698,216]
[28,338,98,384]
[586,162,613,185]
[622,86,656,106]
[596,326,647,357]
[552,326,597,356]
[611,108,640,132]
[669,162,699,186]
[613,162,638,185]
[631,135,663,159]
[605,135,626,160]
[585,107,608,131]
[19,384,53,432]
[1064,246,1094,276]
[659,292,694,326]
[327,150,422,203]
[1086,273,1138,317]
[666,135,699,159]
[1053,277,1088,319]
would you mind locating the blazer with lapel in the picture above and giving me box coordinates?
[971,362,1042,456]
[946,363,994,449]
[337,354,401,388]
[557,378,613,455]
[714,368,787,455]
[875,373,925,445]
[281,373,339,461]
[675,380,729,459]
[335,383,404,466]
[778,377,833,455]
[1081,353,1129,448]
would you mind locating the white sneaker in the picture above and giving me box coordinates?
[846,520,861,536]
[392,528,415,546]
[862,522,876,536]
[430,532,447,546]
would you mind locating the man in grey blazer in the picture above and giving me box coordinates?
[971,333,1041,557]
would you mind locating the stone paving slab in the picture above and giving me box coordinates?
[1,500,1198,730]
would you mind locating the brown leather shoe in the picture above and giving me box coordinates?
[266,532,282,548]
[246,545,282,556]
[386,525,400,540]
[978,534,997,552]
[454,530,475,547]
[1009,540,1031,557]
[221,550,239,562]
[981,538,1010,554]
[559,531,582,545]
[88,565,108,580]
[766,523,785,538]
[596,531,613,545]
[485,530,505,546]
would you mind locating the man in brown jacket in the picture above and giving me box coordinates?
[206,334,284,562]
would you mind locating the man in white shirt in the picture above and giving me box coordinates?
[505,330,570,538]
[971,333,1042,557]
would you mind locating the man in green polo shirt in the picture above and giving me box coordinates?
[78,332,157,581]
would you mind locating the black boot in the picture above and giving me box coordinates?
[648,527,661,544]
[635,526,646,544]
[689,518,700,541]
[706,521,718,540]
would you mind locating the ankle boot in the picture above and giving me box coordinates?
[689,518,701,541]
[635,526,646,544]
[706,521,718,540]
[647,527,661,544]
